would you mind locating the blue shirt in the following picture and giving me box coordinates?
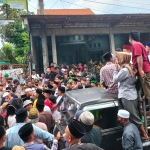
[5,123,54,148]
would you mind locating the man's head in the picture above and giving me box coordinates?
[6,87,12,93]
[86,78,90,84]
[22,73,26,78]
[18,123,34,143]
[27,81,33,88]
[79,111,94,132]
[50,95,56,104]
[117,109,130,126]
[3,92,11,101]
[25,88,33,97]
[0,125,6,144]
[32,69,36,75]
[67,81,73,89]
[146,42,150,53]
[81,77,86,85]
[16,108,28,123]
[55,77,61,83]
[58,87,65,96]
[43,89,52,99]
[46,67,51,73]
[0,84,3,91]
[36,98,44,112]
[35,89,42,98]
[103,52,113,62]
[53,81,59,90]
[91,80,97,87]
[64,119,86,146]
[23,100,33,111]
[129,31,140,45]
[13,79,19,86]
[123,45,132,53]
[41,72,45,78]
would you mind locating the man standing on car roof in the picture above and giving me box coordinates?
[100,52,118,94]
[117,110,143,150]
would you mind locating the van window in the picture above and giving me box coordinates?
[91,107,119,130]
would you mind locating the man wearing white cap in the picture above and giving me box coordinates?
[23,100,33,112]
[25,88,33,99]
[2,92,13,103]
[117,110,142,150]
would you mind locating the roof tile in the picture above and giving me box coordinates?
[37,8,95,15]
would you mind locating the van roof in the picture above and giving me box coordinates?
[65,87,118,105]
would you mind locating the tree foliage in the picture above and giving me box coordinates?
[0,4,34,64]
[0,43,18,63]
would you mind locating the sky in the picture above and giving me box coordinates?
[28,0,150,14]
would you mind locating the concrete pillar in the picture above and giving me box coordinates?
[51,33,58,64]
[30,34,37,69]
[109,27,115,54]
[41,25,49,71]
[38,0,44,15]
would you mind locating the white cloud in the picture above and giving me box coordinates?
[69,0,150,14]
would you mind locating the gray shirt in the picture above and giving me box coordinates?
[113,68,137,100]
[122,122,143,150]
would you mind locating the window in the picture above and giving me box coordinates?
[78,35,81,40]
[94,43,96,47]
[73,36,75,40]
[89,43,92,48]
[83,102,120,130]
[98,43,101,47]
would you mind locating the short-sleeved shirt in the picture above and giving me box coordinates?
[132,42,150,73]
[100,62,118,94]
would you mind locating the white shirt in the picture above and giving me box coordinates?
[54,88,58,97]
[56,96,64,110]
[8,115,16,128]
[44,105,51,112]
[32,74,39,79]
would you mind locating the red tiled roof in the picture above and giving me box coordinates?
[37,8,95,15]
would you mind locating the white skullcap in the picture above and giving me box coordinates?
[23,100,33,107]
[118,109,130,119]
[3,92,10,97]
[61,68,65,71]
[80,111,94,125]
[25,88,32,93]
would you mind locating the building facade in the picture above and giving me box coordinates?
[21,10,150,72]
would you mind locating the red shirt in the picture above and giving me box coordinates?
[44,99,52,109]
[132,42,150,73]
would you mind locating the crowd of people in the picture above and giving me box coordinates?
[0,30,150,150]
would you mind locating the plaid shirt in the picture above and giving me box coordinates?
[100,62,118,94]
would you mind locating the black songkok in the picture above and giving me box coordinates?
[68,119,86,138]
[103,52,112,61]
[16,108,28,120]
[18,123,33,140]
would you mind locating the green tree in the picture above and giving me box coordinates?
[0,4,34,64]
[0,43,18,63]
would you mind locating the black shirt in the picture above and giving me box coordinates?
[45,72,55,80]
[0,147,12,150]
